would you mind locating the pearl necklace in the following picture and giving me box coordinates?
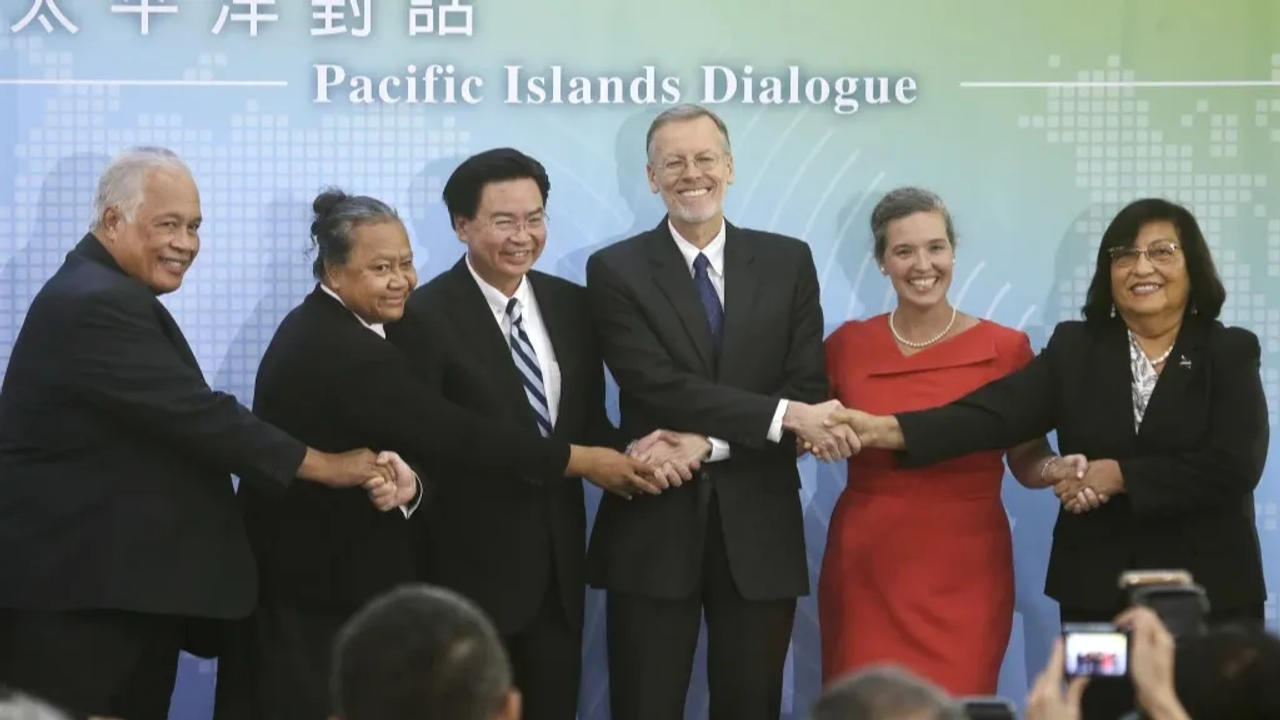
[889,306,958,349]
[1128,330,1173,365]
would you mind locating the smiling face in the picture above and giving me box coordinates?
[325,220,416,324]
[455,177,547,296]
[646,115,734,229]
[1110,219,1190,323]
[96,167,202,295]
[881,210,954,310]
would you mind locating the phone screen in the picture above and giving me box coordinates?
[1062,623,1128,677]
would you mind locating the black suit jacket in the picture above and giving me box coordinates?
[392,259,620,633]
[584,220,828,601]
[246,286,573,610]
[0,235,305,618]
[897,317,1268,611]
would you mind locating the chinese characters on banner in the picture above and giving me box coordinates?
[8,0,474,37]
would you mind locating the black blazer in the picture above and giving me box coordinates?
[897,317,1268,612]
[0,235,305,618]
[392,259,621,633]
[584,220,828,601]
[245,286,573,610]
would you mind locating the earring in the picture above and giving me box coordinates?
[879,266,886,274]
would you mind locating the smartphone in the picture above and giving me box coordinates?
[1062,622,1129,677]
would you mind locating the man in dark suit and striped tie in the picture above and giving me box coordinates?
[394,148,707,720]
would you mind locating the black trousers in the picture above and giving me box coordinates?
[1059,601,1263,720]
[501,573,583,720]
[0,608,185,720]
[606,495,797,720]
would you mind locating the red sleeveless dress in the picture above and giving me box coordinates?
[819,315,1033,694]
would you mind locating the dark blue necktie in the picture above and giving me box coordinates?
[693,253,723,348]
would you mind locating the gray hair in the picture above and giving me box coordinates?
[645,103,732,162]
[812,666,965,720]
[89,146,191,231]
[870,187,956,260]
[310,188,401,280]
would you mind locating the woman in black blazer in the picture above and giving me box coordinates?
[831,198,1268,626]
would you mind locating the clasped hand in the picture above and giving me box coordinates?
[360,450,419,512]
[789,399,862,462]
[1044,455,1124,514]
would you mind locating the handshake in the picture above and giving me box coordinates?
[783,399,880,462]
[784,400,1122,515]
[298,447,420,512]
[1038,454,1124,515]
[568,430,713,501]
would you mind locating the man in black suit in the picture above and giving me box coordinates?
[0,147,398,720]
[397,148,705,720]
[585,105,858,720]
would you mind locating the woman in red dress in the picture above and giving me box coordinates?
[819,188,1084,695]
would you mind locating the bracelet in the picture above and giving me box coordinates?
[1039,455,1060,482]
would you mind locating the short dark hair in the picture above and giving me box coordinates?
[441,148,550,229]
[330,584,512,720]
[1175,624,1280,719]
[310,188,400,280]
[869,187,956,261]
[1082,198,1226,323]
[812,666,965,720]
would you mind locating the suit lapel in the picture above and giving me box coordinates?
[153,301,201,371]
[646,221,717,376]
[1138,316,1206,442]
[443,259,544,433]
[1088,320,1138,446]
[717,222,758,381]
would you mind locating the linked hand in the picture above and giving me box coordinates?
[306,448,393,489]
[571,445,664,500]
[629,430,708,488]
[362,450,418,512]
[1043,453,1101,514]
[1057,458,1122,514]
[785,399,860,462]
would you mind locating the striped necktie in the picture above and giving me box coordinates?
[505,297,553,437]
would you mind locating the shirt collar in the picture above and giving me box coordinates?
[668,219,727,276]
[464,254,533,320]
[319,283,386,339]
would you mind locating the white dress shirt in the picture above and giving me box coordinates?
[319,283,421,518]
[667,221,790,462]
[464,256,561,428]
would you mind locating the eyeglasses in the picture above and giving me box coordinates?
[1108,241,1179,268]
[488,214,547,235]
[657,153,724,178]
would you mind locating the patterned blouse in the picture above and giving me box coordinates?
[1127,329,1171,432]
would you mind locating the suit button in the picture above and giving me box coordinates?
[701,470,711,482]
